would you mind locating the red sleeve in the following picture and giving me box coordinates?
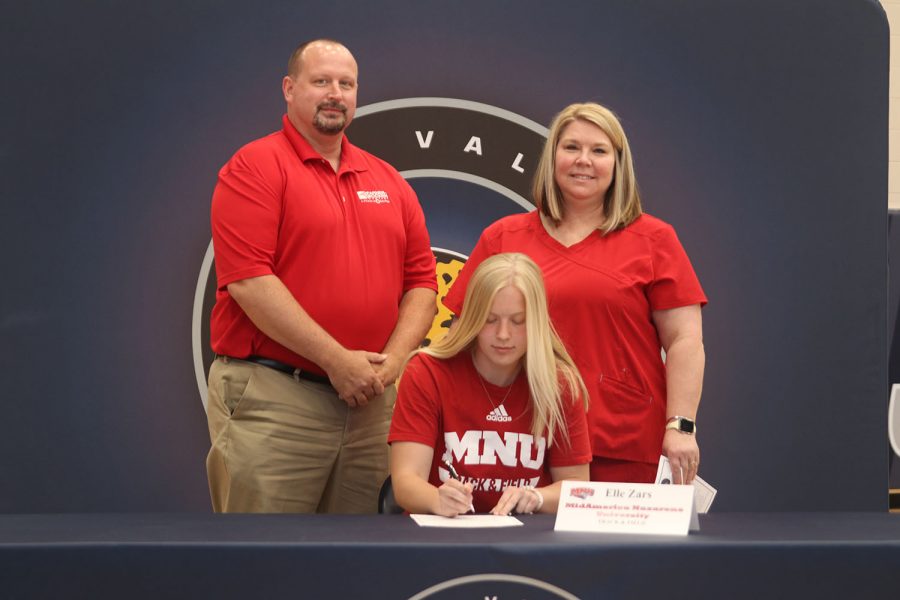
[442,226,502,315]
[210,149,283,290]
[548,386,592,467]
[388,355,441,448]
[647,224,707,310]
[399,178,438,293]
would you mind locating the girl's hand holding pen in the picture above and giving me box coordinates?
[438,459,475,517]
[436,478,474,517]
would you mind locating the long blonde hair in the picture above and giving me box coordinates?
[417,253,587,447]
[533,102,642,234]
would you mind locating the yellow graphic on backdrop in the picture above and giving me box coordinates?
[424,257,465,347]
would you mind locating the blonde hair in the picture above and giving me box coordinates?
[533,102,642,234]
[416,253,588,447]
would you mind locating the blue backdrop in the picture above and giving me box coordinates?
[0,0,888,511]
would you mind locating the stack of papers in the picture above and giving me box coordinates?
[655,455,717,513]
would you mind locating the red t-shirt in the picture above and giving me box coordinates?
[210,115,437,374]
[443,211,707,463]
[389,352,591,513]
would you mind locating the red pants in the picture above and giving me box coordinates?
[590,456,658,483]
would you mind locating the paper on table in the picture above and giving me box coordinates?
[410,514,524,528]
[655,455,717,513]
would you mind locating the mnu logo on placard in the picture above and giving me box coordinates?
[570,486,595,500]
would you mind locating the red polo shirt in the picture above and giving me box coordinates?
[210,115,437,374]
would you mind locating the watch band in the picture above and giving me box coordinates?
[666,416,697,434]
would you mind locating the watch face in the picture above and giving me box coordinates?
[680,419,695,433]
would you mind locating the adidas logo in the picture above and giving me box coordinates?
[486,405,512,422]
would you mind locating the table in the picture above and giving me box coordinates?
[2,512,899,599]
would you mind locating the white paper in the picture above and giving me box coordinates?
[409,514,524,528]
[655,455,717,513]
[554,481,695,536]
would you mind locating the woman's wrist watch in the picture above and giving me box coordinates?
[666,416,697,435]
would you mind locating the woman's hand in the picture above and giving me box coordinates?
[663,429,700,484]
[489,486,544,515]
[436,478,474,517]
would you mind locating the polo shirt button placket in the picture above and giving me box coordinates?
[336,176,349,217]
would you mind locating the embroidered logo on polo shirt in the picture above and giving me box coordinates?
[486,405,512,423]
[356,190,390,204]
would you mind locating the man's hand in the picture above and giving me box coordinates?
[376,287,436,386]
[372,352,404,388]
[325,349,386,407]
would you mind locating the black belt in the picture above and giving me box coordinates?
[237,355,332,386]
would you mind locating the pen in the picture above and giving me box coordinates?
[443,459,475,514]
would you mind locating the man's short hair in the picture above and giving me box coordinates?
[287,38,348,77]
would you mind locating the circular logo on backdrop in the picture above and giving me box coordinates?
[192,98,548,408]
[408,573,580,600]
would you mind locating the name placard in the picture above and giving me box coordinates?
[554,481,697,536]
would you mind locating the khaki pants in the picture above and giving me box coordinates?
[205,356,394,513]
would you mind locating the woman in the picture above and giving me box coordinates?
[443,103,707,485]
[389,253,591,516]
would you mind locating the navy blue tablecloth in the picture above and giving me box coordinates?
[2,513,899,599]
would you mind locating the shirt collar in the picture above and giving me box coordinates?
[281,114,366,174]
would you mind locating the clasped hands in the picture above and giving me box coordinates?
[326,349,402,407]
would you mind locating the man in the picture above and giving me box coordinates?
[205,39,437,513]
